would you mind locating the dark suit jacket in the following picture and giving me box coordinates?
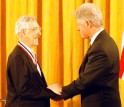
[62,30,121,107]
[6,45,57,107]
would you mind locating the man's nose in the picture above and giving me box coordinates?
[37,29,41,36]
[77,26,80,31]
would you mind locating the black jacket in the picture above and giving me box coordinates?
[62,30,121,107]
[6,45,56,107]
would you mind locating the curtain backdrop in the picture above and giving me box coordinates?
[0,0,124,107]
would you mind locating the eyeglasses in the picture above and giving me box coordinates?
[25,27,41,31]
[24,27,41,34]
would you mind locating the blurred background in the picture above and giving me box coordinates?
[0,0,124,107]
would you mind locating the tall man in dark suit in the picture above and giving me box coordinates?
[48,3,121,107]
[6,16,60,107]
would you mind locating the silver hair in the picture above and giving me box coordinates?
[15,16,36,35]
[75,3,103,27]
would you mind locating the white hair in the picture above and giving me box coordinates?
[75,3,103,27]
[15,16,36,35]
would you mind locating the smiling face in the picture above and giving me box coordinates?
[21,21,41,48]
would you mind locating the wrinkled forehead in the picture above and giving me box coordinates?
[25,21,40,29]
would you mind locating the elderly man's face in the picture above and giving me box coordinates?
[23,21,41,48]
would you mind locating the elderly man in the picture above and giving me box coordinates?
[6,16,60,107]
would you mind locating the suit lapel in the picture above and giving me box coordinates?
[79,30,106,74]
[79,48,90,74]
[28,58,47,87]
[17,45,47,87]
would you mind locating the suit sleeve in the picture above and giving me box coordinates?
[62,48,109,100]
[7,54,57,100]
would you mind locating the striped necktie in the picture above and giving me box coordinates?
[32,53,37,65]
[32,53,42,76]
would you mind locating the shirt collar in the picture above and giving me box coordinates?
[90,28,104,45]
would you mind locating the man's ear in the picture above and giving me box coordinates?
[21,29,26,37]
[86,20,93,28]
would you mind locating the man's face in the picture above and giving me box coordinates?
[77,19,90,39]
[24,21,41,48]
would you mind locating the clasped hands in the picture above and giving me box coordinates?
[47,84,62,101]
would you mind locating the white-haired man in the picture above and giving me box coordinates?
[48,3,121,107]
[6,16,60,107]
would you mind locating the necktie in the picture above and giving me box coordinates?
[32,52,37,65]
[33,53,37,65]
[32,53,42,76]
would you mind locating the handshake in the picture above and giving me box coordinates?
[47,84,63,101]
